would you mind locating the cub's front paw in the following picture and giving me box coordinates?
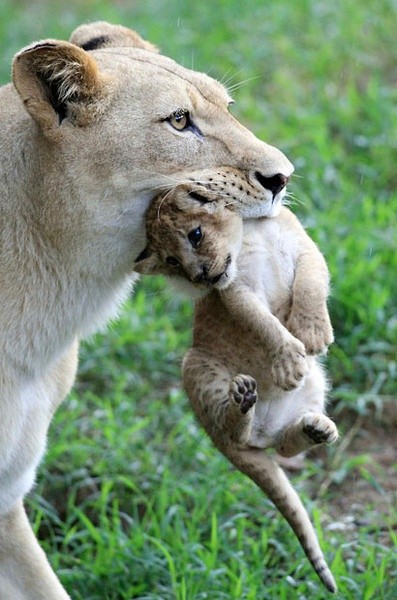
[287,308,334,355]
[230,375,257,414]
[271,337,308,391]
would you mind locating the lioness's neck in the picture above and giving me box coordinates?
[0,86,147,377]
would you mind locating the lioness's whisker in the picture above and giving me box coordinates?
[225,75,261,94]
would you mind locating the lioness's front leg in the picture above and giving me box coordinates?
[0,502,71,600]
[220,284,308,390]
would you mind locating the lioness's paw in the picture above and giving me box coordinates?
[271,337,308,391]
[230,375,257,414]
[287,308,334,355]
[302,413,339,446]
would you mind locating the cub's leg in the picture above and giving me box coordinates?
[183,348,257,444]
[276,413,339,458]
[0,502,71,600]
[221,285,308,391]
[274,360,338,457]
[286,243,334,355]
[227,374,258,442]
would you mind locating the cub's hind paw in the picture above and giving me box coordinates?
[276,413,338,457]
[302,413,339,446]
[230,375,257,414]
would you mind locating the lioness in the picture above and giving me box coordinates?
[135,185,338,592]
[0,21,294,599]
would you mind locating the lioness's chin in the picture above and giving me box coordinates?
[246,193,284,219]
[267,202,283,218]
[265,195,285,218]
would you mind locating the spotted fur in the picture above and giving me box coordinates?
[138,186,339,593]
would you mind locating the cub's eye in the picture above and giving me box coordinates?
[168,109,190,131]
[166,256,180,266]
[188,227,203,249]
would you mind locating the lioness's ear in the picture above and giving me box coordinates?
[134,248,162,275]
[70,21,159,53]
[12,41,105,132]
[171,185,221,214]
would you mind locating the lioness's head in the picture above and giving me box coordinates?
[134,186,242,297]
[10,21,293,263]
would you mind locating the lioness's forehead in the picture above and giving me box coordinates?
[94,47,232,106]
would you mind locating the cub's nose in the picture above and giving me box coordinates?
[254,172,289,197]
[193,264,209,284]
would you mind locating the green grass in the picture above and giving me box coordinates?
[1,0,396,598]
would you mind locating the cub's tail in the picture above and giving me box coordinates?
[221,445,337,593]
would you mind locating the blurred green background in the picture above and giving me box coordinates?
[1,1,396,598]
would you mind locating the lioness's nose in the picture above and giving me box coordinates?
[254,172,289,196]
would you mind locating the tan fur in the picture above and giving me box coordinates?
[137,186,338,592]
[70,21,160,53]
[134,185,244,296]
[0,21,294,599]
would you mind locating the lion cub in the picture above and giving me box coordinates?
[135,186,338,592]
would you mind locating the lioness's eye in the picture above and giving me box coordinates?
[168,109,190,131]
[166,256,180,266]
[188,227,203,249]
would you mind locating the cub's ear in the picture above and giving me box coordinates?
[134,247,163,275]
[12,40,106,133]
[70,21,159,53]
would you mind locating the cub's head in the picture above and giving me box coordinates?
[134,186,243,297]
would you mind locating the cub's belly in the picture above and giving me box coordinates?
[196,314,275,388]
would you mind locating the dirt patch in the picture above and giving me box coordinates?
[280,406,397,542]
[324,420,396,543]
